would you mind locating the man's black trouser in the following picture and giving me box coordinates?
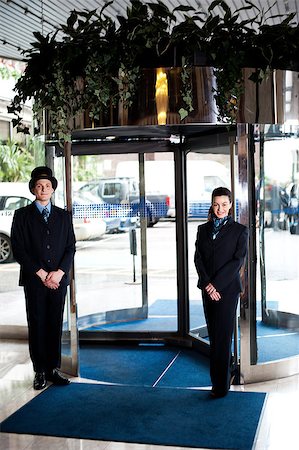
[24,279,67,373]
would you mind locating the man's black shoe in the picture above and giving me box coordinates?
[46,369,70,386]
[33,372,47,390]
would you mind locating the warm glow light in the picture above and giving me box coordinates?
[155,68,168,125]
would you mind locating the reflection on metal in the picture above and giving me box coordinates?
[229,136,236,220]
[128,67,217,126]
[71,67,299,127]
[258,129,267,323]
[229,135,240,371]
[138,153,149,312]
[248,124,258,365]
[283,71,299,124]
[155,68,168,125]
[60,141,79,377]
[174,143,190,336]
[263,309,299,330]
[237,124,250,381]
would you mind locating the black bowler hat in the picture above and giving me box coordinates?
[29,166,58,193]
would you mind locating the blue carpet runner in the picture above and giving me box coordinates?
[1,383,266,450]
[79,345,212,387]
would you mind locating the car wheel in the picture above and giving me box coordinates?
[132,206,154,228]
[0,234,14,263]
[145,206,159,227]
[148,217,159,227]
[290,224,299,235]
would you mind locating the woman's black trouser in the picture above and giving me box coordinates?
[203,290,239,393]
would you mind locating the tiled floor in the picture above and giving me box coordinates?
[1,340,299,450]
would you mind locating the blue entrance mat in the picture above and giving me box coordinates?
[79,344,211,387]
[1,383,266,450]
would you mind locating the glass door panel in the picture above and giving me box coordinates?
[187,150,232,339]
[71,151,177,333]
[255,126,299,364]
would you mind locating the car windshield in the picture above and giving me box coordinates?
[1,196,32,211]
[74,191,104,204]
[79,183,99,196]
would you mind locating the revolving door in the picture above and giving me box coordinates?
[49,122,299,383]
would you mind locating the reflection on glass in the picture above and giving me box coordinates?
[256,126,299,363]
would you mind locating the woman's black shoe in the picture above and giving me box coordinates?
[210,388,228,399]
[33,372,47,390]
[46,369,70,385]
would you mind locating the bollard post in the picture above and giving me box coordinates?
[129,228,137,282]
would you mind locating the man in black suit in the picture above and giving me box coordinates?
[11,166,76,390]
[194,187,248,398]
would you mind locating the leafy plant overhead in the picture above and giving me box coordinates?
[8,0,299,136]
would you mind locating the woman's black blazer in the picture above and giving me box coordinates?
[194,217,248,294]
[11,202,76,286]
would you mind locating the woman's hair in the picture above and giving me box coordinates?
[208,186,233,220]
[211,186,232,202]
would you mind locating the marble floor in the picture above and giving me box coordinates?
[0,340,299,450]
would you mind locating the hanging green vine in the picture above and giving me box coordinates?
[179,58,194,121]
[113,64,140,109]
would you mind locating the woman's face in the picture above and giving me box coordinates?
[212,195,232,219]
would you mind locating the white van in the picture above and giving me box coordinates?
[186,161,230,219]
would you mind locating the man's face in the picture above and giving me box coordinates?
[33,179,54,204]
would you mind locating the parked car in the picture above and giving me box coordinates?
[0,184,34,263]
[115,160,230,219]
[0,183,106,264]
[79,177,170,226]
[75,190,136,233]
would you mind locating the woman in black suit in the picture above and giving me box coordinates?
[194,187,248,398]
[11,167,76,390]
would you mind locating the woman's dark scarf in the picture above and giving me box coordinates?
[212,214,229,239]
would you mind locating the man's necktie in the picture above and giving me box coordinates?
[42,207,49,223]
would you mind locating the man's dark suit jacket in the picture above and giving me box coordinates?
[194,217,248,294]
[11,202,76,286]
